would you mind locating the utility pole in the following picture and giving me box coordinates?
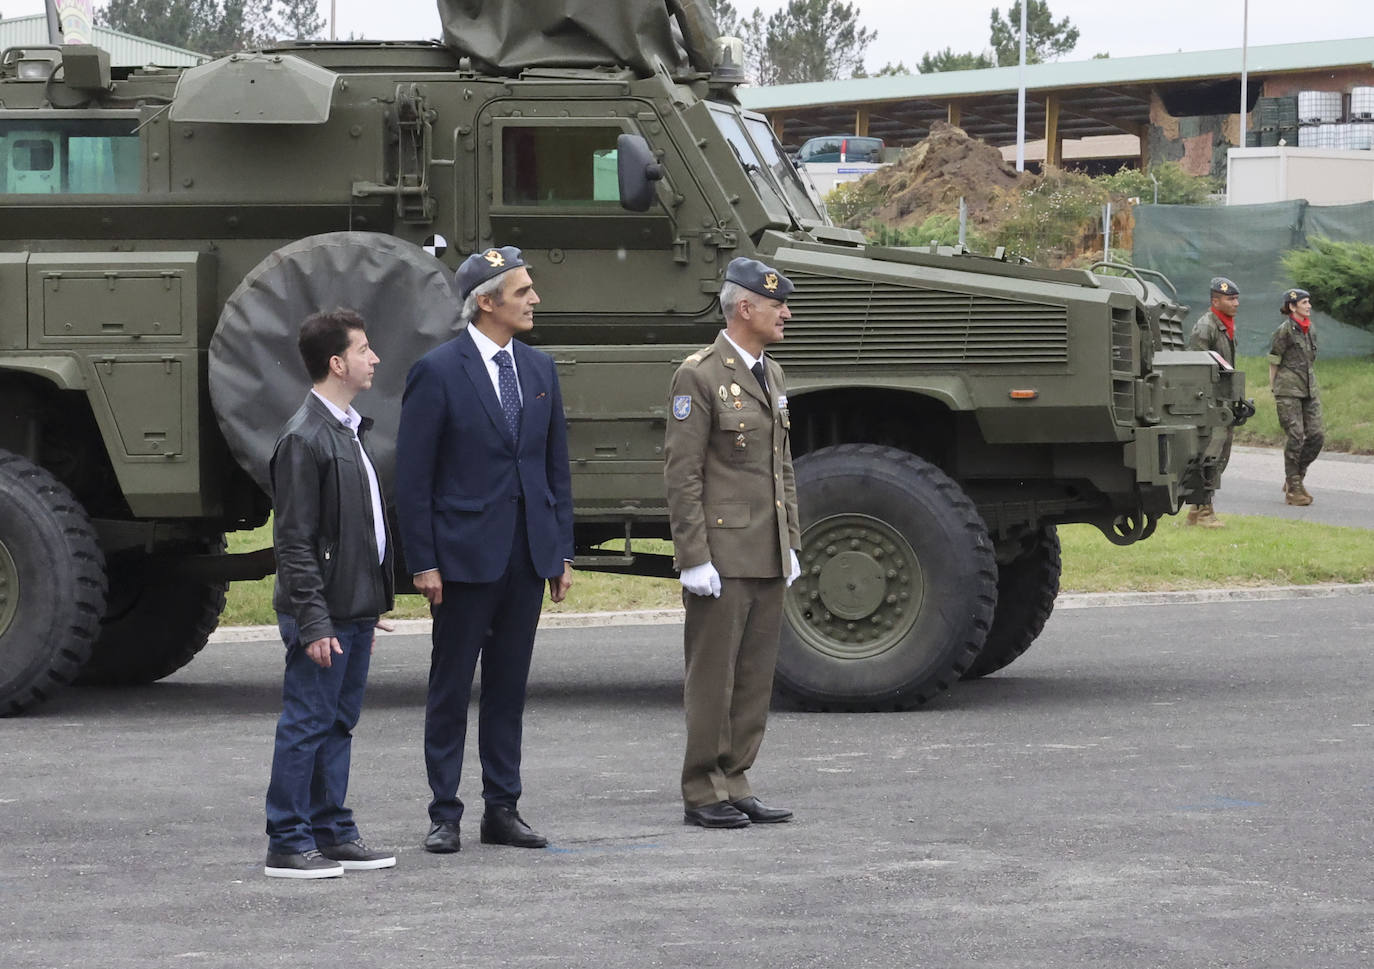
[1015,0,1028,172]
[1239,0,1250,146]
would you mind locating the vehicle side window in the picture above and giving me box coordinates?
[0,120,140,194]
[500,125,622,206]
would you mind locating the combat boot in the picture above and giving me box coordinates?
[1285,476,1312,506]
[1195,504,1225,528]
[1185,505,1202,526]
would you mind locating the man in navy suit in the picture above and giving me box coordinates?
[395,246,574,854]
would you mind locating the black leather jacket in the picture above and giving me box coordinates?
[271,394,394,643]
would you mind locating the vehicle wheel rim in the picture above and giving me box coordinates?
[0,539,18,638]
[785,514,923,660]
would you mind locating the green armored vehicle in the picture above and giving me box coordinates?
[0,1,1246,715]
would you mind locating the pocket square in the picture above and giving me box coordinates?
[535,392,547,399]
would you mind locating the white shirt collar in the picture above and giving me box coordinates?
[311,389,361,433]
[468,322,514,363]
[721,330,762,370]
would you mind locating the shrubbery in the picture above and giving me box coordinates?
[1281,237,1374,334]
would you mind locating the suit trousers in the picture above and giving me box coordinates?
[681,576,785,808]
[425,504,545,823]
[265,614,376,854]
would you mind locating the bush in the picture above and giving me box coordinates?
[1281,236,1374,333]
[993,167,1109,263]
[824,178,886,226]
[1098,161,1222,205]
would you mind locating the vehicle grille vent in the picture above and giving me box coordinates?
[1111,306,1136,425]
[1158,303,1188,349]
[773,275,1069,366]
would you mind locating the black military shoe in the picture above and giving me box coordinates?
[480,806,548,848]
[423,821,461,854]
[730,796,793,823]
[683,801,751,828]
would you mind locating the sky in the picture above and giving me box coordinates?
[2,1,1368,72]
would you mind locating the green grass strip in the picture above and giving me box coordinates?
[222,514,1372,626]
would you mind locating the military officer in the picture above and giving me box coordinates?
[1185,276,1241,528]
[1268,287,1323,505]
[663,256,801,829]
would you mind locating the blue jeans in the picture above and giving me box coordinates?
[265,614,375,854]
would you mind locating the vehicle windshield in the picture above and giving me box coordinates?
[706,103,823,225]
[742,114,825,221]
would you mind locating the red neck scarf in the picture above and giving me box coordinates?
[1290,313,1311,334]
[1213,310,1235,341]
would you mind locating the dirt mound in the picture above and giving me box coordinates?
[857,121,1034,232]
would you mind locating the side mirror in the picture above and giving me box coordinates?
[617,134,663,213]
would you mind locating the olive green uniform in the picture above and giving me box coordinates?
[663,332,800,809]
[1188,309,1237,482]
[1267,318,1324,480]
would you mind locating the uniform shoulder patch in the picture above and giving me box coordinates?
[683,345,715,366]
[672,395,692,420]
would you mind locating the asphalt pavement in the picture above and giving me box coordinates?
[1215,446,1372,528]
[7,594,1374,969]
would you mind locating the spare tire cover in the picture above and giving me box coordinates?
[210,231,461,497]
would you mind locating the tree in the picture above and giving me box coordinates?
[758,0,876,85]
[275,0,323,41]
[708,0,877,85]
[96,1,324,54]
[917,47,995,74]
[989,1,1079,67]
[1282,237,1374,333]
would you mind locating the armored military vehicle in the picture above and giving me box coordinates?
[0,1,1247,715]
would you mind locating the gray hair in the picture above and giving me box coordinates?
[460,272,508,323]
[719,280,755,322]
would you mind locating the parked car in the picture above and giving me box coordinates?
[795,134,884,164]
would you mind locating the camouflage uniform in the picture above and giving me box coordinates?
[1268,317,1323,489]
[1188,308,1237,480]
[663,331,799,811]
[1184,277,1240,527]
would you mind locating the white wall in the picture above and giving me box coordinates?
[1227,147,1374,205]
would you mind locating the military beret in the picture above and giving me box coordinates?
[456,245,525,299]
[1210,276,1239,296]
[725,257,794,301]
[1282,287,1311,303]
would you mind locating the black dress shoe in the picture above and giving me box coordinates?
[683,801,751,828]
[730,796,793,823]
[423,821,461,854]
[480,806,548,848]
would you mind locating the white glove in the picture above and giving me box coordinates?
[786,549,801,588]
[680,561,722,598]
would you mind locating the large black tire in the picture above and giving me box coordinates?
[776,444,997,711]
[0,451,107,715]
[78,538,228,686]
[962,525,1062,680]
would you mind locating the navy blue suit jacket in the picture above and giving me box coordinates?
[395,330,574,583]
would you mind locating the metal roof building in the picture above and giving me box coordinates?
[739,37,1374,172]
[0,14,206,67]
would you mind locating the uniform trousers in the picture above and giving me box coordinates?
[265,614,376,854]
[424,505,544,823]
[681,576,785,808]
[1276,396,1325,479]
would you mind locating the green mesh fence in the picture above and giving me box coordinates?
[1133,200,1374,357]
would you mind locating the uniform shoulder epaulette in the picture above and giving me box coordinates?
[683,345,715,366]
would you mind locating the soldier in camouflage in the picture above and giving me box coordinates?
[1185,277,1241,528]
[1268,288,1323,505]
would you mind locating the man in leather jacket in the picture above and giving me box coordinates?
[263,308,396,879]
